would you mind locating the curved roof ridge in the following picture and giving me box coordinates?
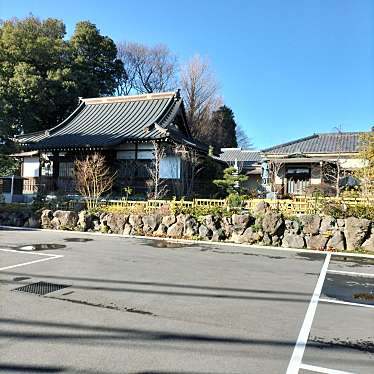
[262,134,318,152]
[81,91,177,105]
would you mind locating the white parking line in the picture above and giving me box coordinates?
[0,248,63,271]
[300,363,356,374]
[286,253,332,374]
[0,248,59,257]
[319,298,374,310]
[327,269,374,278]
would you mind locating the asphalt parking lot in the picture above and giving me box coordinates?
[0,228,373,374]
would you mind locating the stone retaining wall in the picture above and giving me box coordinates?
[1,202,373,252]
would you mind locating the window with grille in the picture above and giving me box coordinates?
[59,162,74,177]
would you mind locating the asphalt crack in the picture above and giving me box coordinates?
[310,336,374,353]
[46,296,156,316]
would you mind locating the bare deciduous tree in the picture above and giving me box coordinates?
[236,125,253,150]
[147,141,167,199]
[355,131,374,198]
[174,145,204,197]
[267,159,285,196]
[322,127,346,197]
[180,55,222,142]
[116,42,178,95]
[74,153,116,209]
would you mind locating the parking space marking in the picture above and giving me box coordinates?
[319,298,374,309]
[286,253,331,374]
[0,248,63,271]
[300,363,356,374]
[0,248,60,257]
[327,269,374,278]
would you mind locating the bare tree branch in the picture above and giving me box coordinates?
[236,125,253,150]
[267,159,284,196]
[180,55,222,142]
[116,42,178,95]
[146,141,167,199]
[74,153,116,209]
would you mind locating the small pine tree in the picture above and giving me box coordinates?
[213,166,248,195]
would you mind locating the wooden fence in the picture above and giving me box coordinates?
[2,196,373,215]
[94,196,374,215]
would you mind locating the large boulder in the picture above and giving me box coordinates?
[362,229,374,252]
[285,219,301,235]
[184,217,198,237]
[320,216,336,234]
[261,232,272,246]
[203,215,218,231]
[327,230,346,251]
[337,219,345,228]
[6,212,25,227]
[272,235,281,246]
[162,215,176,228]
[344,217,371,250]
[0,212,10,226]
[221,216,233,238]
[300,215,321,235]
[78,210,97,231]
[253,201,271,216]
[262,211,284,236]
[306,234,329,250]
[198,224,212,240]
[128,214,143,234]
[239,227,263,244]
[25,214,40,229]
[177,214,193,224]
[41,210,54,228]
[106,213,129,234]
[123,223,133,236]
[142,215,160,234]
[232,214,251,227]
[52,210,78,230]
[231,214,252,236]
[211,228,225,242]
[282,233,305,249]
[167,222,184,238]
[154,223,168,237]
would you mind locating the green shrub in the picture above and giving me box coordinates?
[346,205,374,220]
[226,192,247,209]
[322,201,374,220]
[0,203,32,214]
[250,223,263,232]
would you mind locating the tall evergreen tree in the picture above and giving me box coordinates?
[208,105,238,151]
[0,16,124,141]
[0,16,76,136]
[70,21,124,98]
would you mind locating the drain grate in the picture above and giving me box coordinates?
[12,281,70,296]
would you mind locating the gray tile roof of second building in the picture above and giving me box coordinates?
[15,91,198,151]
[220,148,262,163]
[262,132,365,155]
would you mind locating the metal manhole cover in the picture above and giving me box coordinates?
[12,281,70,295]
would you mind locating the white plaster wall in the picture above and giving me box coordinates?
[340,158,367,169]
[160,156,181,179]
[23,157,39,177]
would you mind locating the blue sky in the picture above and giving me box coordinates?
[1,0,373,149]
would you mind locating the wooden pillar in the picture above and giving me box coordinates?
[52,151,59,192]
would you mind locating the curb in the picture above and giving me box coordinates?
[1,225,374,259]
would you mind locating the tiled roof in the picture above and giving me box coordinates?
[262,132,364,155]
[15,91,198,151]
[220,148,262,163]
